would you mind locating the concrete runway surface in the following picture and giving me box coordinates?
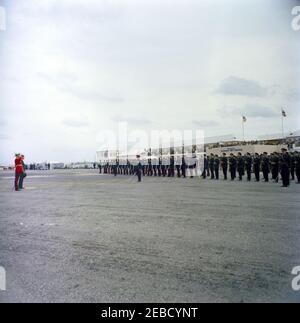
[0,169,299,303]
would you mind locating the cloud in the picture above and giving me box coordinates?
[216,76,268,97]
[243,104,277,117]
[218,104,277,118]
[111,115,153,126]
[0,134,11,140]
[62,116,90,128]
[38,72,123,103]
[192,120,219,128]
[286,90,300,102]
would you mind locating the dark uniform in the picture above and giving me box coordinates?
[220,153,228,180]
[279,150,290,187]
[270,152,279,182]
[253,153,260,181]
[237,153,244,181]
[206,156,210,176]
[229,154,237,180]
[169,155,175,177]
[181,156,186,178]
[175,154,182,178]
[214,154,220,180]
[290,153,295,180]
[136,156,142,182]
[209,154,215,179]
[19,156,27,189]
[295,151,300,183]
[201,155,208,178]
[158,157,162,177]
[147,156,153,176]
[261,153,270,182]
[244,153,252,181]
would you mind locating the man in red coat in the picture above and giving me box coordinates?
[14,154,23,191]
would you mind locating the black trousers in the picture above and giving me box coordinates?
[238,168,243,180]
[296,167,300,183]
[262,168,269,182]
[230,166,236,180]
[153,165,157,176]
[281,165,290,187]
[137,169,142,182]
[147,166,153,176]
[291,166,295,180]
[158,166,162,177]
[210,165,214,179]
[214,166,219,180]
[169,166,175,177]
[271,165,279,181]
[176,165,181,177]
[254,166,260,181]
[222,166,227,180]
[246,166,251,181]
[181,165,186,178]
[19,172,26,189]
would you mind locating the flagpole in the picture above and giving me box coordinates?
[242,120,245,141]
[241,116,245,142]
[281,111,284,139]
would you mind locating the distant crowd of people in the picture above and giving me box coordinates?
[99,148,300,187]
[27,163,51,170]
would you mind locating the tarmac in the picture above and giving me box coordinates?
[0,169,299,303]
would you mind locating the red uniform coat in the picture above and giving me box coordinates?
[15,157,23,174]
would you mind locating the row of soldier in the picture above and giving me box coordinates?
[98,154,198,179]
[204,149,299,187]
[98,148,300,187]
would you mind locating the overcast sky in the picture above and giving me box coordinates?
[0,0,300,164]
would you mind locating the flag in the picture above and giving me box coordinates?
[242,115,247,122]
[281,108,287,117]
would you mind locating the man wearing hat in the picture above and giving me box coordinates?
[279,148,290,187]
[220,153,228,180]
[229,153,237,180]
[244,152,252,181]
[295,151,300,184]
[18,154,27,189]
[253,153,261,181]
[237,152,244,181]
[270,152,279,182]
[261,152,270,182]
[290,152,296,181]
[214,154,220,180]
[14,154,23,191]
[209,153,215,179]
[136,155,142,182]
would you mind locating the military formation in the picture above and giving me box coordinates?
[203,148,299,187]
[98,148,300,187]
